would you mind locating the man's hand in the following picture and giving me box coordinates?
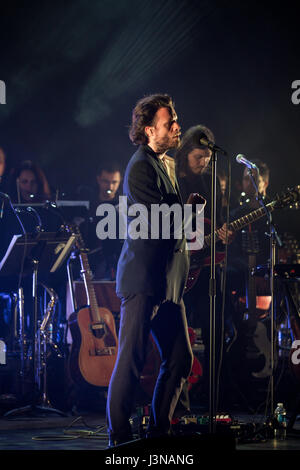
[218,223,235,244]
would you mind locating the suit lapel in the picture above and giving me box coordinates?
[143,145,183,205]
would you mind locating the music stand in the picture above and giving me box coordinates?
[0,230,76,417]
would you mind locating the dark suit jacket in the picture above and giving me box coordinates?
[116,145,190,304]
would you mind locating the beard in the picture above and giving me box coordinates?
[154,134,180,154]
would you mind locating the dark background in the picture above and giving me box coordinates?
[0,0,299,239]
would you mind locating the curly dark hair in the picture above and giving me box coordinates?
[175,124,215,177]
[129,93,175,145]
[252,159,270,182]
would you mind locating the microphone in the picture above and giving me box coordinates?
[236,154,258,170]
[199,135,227,156]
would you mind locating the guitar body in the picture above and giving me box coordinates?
[68,305,118,387]
[186,252,225,293]
[66,223,119,388]
[139,327,202,398]
[251,319,274,379]
[185,218,225,293]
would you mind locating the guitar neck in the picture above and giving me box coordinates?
[204,200,276,246]
[79,251,99,322]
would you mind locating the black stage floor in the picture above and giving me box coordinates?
[0,407,299,456]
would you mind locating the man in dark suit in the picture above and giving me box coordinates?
[106,94,193,446]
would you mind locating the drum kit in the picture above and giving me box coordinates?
[0,199,84,416]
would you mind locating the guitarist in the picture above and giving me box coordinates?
[227,159,271,298]
[226,160,272,392]
[106,94,193,447]
[174,124,235,409]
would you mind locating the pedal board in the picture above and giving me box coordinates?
[134,408,257,442]
[172,415,257,441]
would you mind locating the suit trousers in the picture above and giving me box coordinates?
[106,293,193,440]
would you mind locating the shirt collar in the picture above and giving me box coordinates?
[144,144,166,160]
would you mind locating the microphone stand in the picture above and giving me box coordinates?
[209,149,218,433]
[246,168,282,417]
[204,139,227,435]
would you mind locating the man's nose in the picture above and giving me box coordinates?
[173,121,181,132]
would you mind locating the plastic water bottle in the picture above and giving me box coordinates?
[274,403,287,440]
[0,340,6,365]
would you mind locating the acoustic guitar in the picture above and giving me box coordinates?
[68,225,118,387]
[185,186,300,293]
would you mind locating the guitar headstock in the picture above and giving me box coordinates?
[274,185,300,210]
[186,193,207,215]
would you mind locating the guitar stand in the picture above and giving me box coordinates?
[246,168,282,418]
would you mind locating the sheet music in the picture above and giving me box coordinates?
[0,234,22,272]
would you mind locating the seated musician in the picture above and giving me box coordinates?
[6,159,51,203]
[78,161,124,281]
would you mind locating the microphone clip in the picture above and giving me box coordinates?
[199,136,227,156]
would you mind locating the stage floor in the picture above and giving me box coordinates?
[0,408,299,453]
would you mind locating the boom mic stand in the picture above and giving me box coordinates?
[246,167,282,417]
[209,148,217,434]
[207,142,228,434]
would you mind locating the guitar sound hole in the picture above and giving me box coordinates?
[90,323,106,339]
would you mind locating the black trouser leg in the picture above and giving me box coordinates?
[148,300,193,435]
[106,294,153,440]
[106,295,193,440]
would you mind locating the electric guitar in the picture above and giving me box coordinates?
[185,185,300,293]
[68,225,118,387]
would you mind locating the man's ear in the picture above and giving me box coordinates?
[144,126,154,139]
